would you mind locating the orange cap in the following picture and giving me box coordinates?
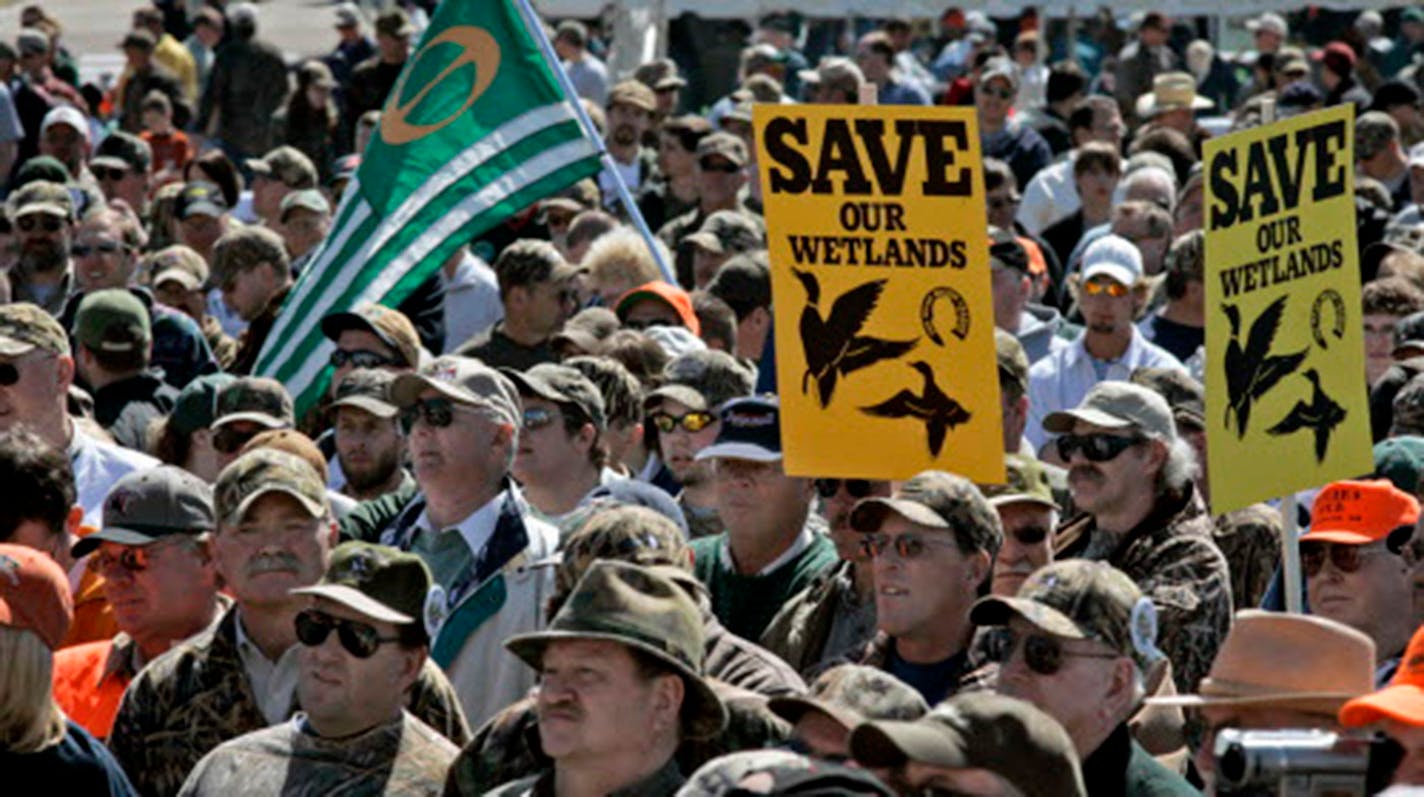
[614,281,701,337]
[0,543,74,650]
[1300,479,1420,545]
[1340,624,1424,727]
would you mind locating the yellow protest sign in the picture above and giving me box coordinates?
[754,104,1004,483]
[1204,105,1372,515]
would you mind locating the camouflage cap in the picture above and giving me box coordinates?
[685,210,763,256]
[1042,380,1175,440]
[768,664,928,732]
[74,289,151,354]
[279,188,331,221]
[501,363,607,430]
[214,448,328,526]
[696,132,748,168]
[390,355,522,429]
[995,328,1029,396]
[212,376,295,431]
[607,79,656,112]
[1357,111,1400,162]
[645,349,755,412]
[374,7,415,37]
[556,504,691,598]
[320,301,421,369]
[977,453,1057,510]
[0,302,69,357]
[331,368,399,419]
[8,180,73,220]
[91,130,152,173]
[681,751,895,797]
[1395,310,1424,358]
[246,145,318,190]
[292,541,433,626]
[150,245,211,292]
[849,692,1086,797]
[1129,366,1205,431]
[506,561,727,739]
[721,100,754,125]
[850,470,1004,555]
[971,559,1158,669]
[1392,375,1424,437]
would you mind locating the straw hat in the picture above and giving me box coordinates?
[1135,72,1213,118]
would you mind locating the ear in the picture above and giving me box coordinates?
[55,354,75,392]
[397,647,426,691]
[324,519,339,548]
[967,548,992,588]
[1103,657,1139,718]
[652,672,686,731]
[574,421,597,453]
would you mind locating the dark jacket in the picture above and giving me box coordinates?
[758,559,877,678]
[456,323,558,372]
[1081,722,1199,797]
[228,284,291,375]
[91,370,178,451]
[197,35,290,159]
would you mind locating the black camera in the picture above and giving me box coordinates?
[1213,728,1401,796]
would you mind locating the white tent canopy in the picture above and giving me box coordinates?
[538,1,1408,20]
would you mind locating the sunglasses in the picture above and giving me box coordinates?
[990,628,1119,676]
[17,215,63,233]
[89,546,154,576]
[71,240,125,258]
[622,318,672,332]
[1009,525,1050,546]
[213,425,262,455]
[1054,432,1143,463]
[814,478,875,499]
[1083,279,1129,297]
[92,166,130,182]
[400,397,457,432]
[294,608,401,659]
[330,349,398,369]
[699,159,741,174]
[523,406,558,431]
[978,85,1014,100]
[649,410,715,434]
[1299,541,1391,578]
[858,531,959,561]
[0,362,20,386]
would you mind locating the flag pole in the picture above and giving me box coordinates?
[511,0,678,286]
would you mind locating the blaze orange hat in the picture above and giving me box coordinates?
[0,543,74,650]
[1300,479,1419,545]
[614,281,702,336]
[1340,624,1424,727]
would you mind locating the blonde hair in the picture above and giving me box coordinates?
[0,627,65,753]
[583,227,667,296]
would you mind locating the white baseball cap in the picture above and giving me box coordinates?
[1081,234,1143,288]
[40,106,89,143]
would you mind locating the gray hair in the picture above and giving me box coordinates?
[1158,435,1199,492]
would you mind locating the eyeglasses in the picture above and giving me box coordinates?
[990,627,1120,676]
[92,166,130,182]
[1300,541,1391,578]
[978,85,1014,100]
[523,406,559,431]
[858,531,960,561]
[699,159,741,174]
[814,478,876,499]
[89,546,154,576]
[650,410,715,434]
[71,240,125,258]
[0,362,20,386]
[294,608,401,659]
[1083,279,1129,298]
[213,425,263,454]
[330,349,398,369]
[400,397,457,432]
[1054,432,1144,463]
[17,215,63,233]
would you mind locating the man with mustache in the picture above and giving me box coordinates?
[8,180,77,316]
[109,448,470,797]
[1045,381,1231,694]
[598,80,659,215]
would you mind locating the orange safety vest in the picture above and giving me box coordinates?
[52,637,129,740]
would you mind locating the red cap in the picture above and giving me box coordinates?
[0,543,73,650]
[614,281,701,336]
[1340,624,1424,727]
[1301,479,1420,545]
[1312,41,1357,71]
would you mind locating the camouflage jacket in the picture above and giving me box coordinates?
[177,711,458,796]
[484,757,685,797]
[758,559,877,679]
[110,607,471,797]
[443,682,789,797]
[1213,503,1282,611]
[1055,485,1233,694]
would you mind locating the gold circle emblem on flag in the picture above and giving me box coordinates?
[381,26,500,146]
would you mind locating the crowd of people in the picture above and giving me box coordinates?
[8,1,1424,795]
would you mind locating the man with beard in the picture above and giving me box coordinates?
[657,133,765,288]
[331,369,410,502]
[599,80,659,215]
[37,106,93,187]
[9,180,75,316]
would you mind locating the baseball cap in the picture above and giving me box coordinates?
[1340,623,1424,727]
[9,180,74,220]
[74,289,151,354]
[849,470,1004,554]
[1375,437,1424,495]
[16,28,49,56]
[168,373,237,437]
[0,302,69,357]
[706,253,770,317]
[40,106,89,143]
[333,2,361,27]
[646,349,755,413]
[246,146,318,190]
[607,79,656,112]
[1042,381,1176,440]
[1395,311,1424,358]
[695,395,782,462]
[150,245,211,292]
[632,58,686,91]
[374,8,415,38]
[1080,234,1143,287]
[92,131,152,173]
[1129,367,1206,431]
[279,188,331,222]
[979,57,1020,91]
[241,429,329,483]
[849,692,1086,797]
[615,281,701,335]
[212,376,295,431]
[798,56,864,94]
[501,363,607,430]
[119,29,156,52]
[556,505,692,598]
[320,302,421,369]
[1246,11,1288,37]
[331,368,399,419]
[1357,112,1401,162]
[551,307,620,354]
[995,329,1029,396]
[989,226,1030,274]
[1299,479,1420,546]
[12,156,69,188]
[214,448,328,526]
[768,664,928,732]
[292,541,433,626]
[680,751,893,797]
[0,543,73,651]
[176,181,227,219]
[684,211,762,256]
[73,466,215,557]
[390,355,522,429]
[696,132,748,168]
[978,453,1057,509]
[579,481,690,538]
[1314,41,1357,74]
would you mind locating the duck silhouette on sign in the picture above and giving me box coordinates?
[861,361,971,456]
[1222,297,1307,438]
[792,269,918,408]
[1267,368,1346,463]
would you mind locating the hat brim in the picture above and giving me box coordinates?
[390,373,479,409]
[849,498,950,533]
[1041,407,1136,435]
[1148,687,1359,715]
[90,156,133,171]
[684,232,725,254]
[71,526,166,558]
[180,202,224,219]
[291,584,414,624]
[153,268,202,291]
[499,367,571,405]
[969,595,1089,639]
[0,337,37,357]
[320,311,396,351]
[505,629,728,739]
[16,203,70,218]
[213,412,288,431]
[1395,341,1424,359]
[849,720,968,769]
[645,384,709,412]
[245,159,273,176]
[693,441,780,463]
[1297,529,1379,545]
[985,492,1058,510]
[767,696,861,732]
[1082,262,1137,288]
[1339,685,1424,727]
[331,395,399,419]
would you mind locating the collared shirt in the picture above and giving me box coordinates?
[233,611,302,726]
[716,521,815,577]
[68,422,161,529]
[1017,156,1079,235]
[411,490,505,591]
[1025,327,1185,451]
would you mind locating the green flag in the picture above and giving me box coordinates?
[254,0,601,414]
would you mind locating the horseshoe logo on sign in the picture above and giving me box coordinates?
[381,26,501,146]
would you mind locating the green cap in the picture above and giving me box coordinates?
[1374,436,1424,495]
[506,560,727,739]
[169,373,237,437]
[556,505,690,599]
[971,559,1159,669]
[292,541,433,626]
[1130,367,1205,431]
[850,470,1004,555]
[684,210,763,256]
[850,692,1086,797]
[12,156,69,187]
[91,130,152,173]
[0,302,69,357]
[73,466,215,557]
[245,145,318,190]
[331,368,398,419]
[978,453,1057,510]
[645,349,755,412]
[213,377,294,430]
[8,180,73,220]
[1042,381,1175,440]
[214,448,328,526]
[995,328,1029,395]
[74,289,151,354]
[769,664,928,731]
[501,363,607,431]
[391,355,522,428]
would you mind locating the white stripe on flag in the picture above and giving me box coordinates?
[277,139,599,393]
